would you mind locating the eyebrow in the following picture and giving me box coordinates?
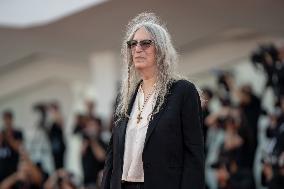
[132,38,153,40]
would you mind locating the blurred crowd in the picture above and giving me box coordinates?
[0,44,284,189]
[204,44,284,189]
[0,100,108,189]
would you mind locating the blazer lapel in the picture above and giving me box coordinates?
[143,81,175,149]
[143,97,167,148]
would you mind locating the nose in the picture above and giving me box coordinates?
[133,44,143,53]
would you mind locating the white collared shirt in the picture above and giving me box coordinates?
[121,85,156,182]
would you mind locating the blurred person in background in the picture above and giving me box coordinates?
[0,110,24,182]
[222,74,261,163]
[34,101,66,170]
[237,85,261,153]
[73,100,106,188]
[45,102,66,170]
[81,117,107,188]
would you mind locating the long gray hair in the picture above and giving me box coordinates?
[115,12,186,119]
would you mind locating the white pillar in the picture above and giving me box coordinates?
[89,51,119,125]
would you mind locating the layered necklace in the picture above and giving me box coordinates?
[136,83,157,124]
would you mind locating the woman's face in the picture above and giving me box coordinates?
[130,27,156,71]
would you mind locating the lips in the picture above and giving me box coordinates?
[134,56,145,59]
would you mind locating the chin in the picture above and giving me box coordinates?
[134,62,147,70]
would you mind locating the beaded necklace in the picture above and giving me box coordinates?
[136,83,156,124]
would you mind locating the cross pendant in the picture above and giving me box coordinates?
[137,113,142,124]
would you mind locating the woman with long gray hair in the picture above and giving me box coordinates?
[101,12,204,189]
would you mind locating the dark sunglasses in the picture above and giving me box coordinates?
[127,39,154,50]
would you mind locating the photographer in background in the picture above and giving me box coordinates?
[81,117,106,189]
[0,110,24,182]
[34,102,66,170]
[47,103,66,170]
[72,100,106,188]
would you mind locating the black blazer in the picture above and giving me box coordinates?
[101,80,205,189]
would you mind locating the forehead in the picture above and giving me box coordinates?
[133,27,152,40]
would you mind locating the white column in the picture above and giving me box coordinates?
[89,51,120,125]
